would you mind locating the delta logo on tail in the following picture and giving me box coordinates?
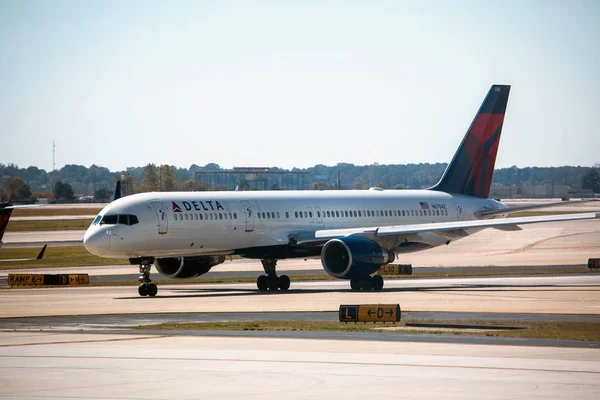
[432,85,510,199]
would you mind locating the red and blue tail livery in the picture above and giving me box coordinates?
[432,85,510,198]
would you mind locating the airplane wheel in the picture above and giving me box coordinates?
[138,283,148,297]
[279,275,290,291]
[360,277,373,291]
[257,275,269,291]
[350,279,361,291]
[268,276,279,291]
[372,275,384,290]
[147,283,158,297]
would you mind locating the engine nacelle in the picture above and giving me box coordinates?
[321,237,395,279]
[154,256,225,279]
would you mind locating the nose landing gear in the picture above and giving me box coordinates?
[138,260,158,297]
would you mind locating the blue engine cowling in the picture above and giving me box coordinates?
[321,237,395,279]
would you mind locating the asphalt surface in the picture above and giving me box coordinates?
[4,331,599,399]
[0,264,592,286]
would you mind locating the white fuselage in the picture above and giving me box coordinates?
[83,189,506,259]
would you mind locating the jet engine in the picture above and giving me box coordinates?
[321,237,395,279]
[154,256,226,278]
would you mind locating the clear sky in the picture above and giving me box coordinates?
[1,0,598,172]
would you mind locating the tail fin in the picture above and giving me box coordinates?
[0,202,14,243]
[431,84,510,198]
[113,180,121,201]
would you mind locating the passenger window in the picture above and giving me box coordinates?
[358,210,362,217]
[224,213,227,220]
[267,212,271,219]
[335,211,339,217]
[309,211,312,218]
[199,214,203,220]
[317,211,320,217]
[229,213,233,219]
[219,213,223,219]
[304,211,308,218]
[234,213,238,219]
[295,211,298,218]
[286,212,289,218]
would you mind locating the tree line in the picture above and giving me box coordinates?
[1,161,598,202]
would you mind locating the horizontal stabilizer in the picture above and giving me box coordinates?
[477,199,600,218]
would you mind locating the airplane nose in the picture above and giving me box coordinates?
[83,229,111,256]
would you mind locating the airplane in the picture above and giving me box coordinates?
[82,84,599,297]
[0,202,47,261]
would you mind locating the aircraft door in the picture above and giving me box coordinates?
[315,206,323,223]
[240,201,254,232]
[150,201,168,234]
[452,198,466,221]
[307,207,314,223]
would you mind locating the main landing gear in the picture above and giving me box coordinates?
[138,260,158,297]
[350,274,384,291]
[257,259,290,291]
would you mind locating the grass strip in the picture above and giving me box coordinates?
[11,207,102,217]
[0,246,129,269]
[6,220,92,232]
[134,320,600,342]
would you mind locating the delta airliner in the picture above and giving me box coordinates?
[78,85,599,296]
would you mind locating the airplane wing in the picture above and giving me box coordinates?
[477,199,600,218]
[0,245,47,263]
[315,212,599,239]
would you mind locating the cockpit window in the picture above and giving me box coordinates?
[92,215,102,225]
[100,214,118,225]
[99,214,139,226]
